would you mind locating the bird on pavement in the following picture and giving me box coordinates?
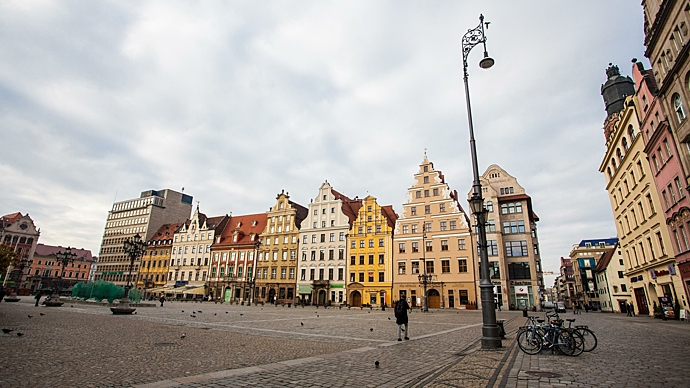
[27,315,33,318]
[197,310,202,313]
[240,313,243,316]
[16,332,24,337]
[39,313,45,316]
[370,328,373,332]
[71,305,73,307]
[225,312,228,314]
[387,317,390,320]
[190,315,196,318]
[2,329,13,334]
[375,361,380,368]
[182,310,184,312]
[192,311,196,314]
[300,322,304,326]
[181,333,186,339]
[214,313,217,316]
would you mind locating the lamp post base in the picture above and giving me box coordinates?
[481,336,503,349]
[44,293,64,307]
[4,295,20,302]
[110,300,136,315]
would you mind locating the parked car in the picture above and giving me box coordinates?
[556,301,566,313]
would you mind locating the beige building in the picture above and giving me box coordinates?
[167,206,229,298]
[594,242,634,313]
[599,86,683,316]
[1,212,40,291]
[470,165,544,310]
[97,189,193,286]
[255,191,308,304]
[394,155,477,309]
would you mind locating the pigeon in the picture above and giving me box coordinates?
[134,312,137,315]
[181,333,186,339]
[39,313,45,316]
[197,310,202,313]
[225,312,228,314]
[317,315,319,317]
[214,313,217,316]
[27,315,33,318]
[190,315,196,318]
[71,305,73,308]
[387,317,391,320]
[375,360,380,368]
[240,313,243,316]
[182,310,185,312]
[2,329,13,334]
[16,332,24,337]
[300,322,304,326]
[192,311,196,314]
[370,328,373,332]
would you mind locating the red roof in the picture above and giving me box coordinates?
[594,242,618,272]
[34,243,94,262]
[148,222,184,246]
[332,189,362,227]
[1,212,24,228]
[214,213,268,248]
[381,205,399,228]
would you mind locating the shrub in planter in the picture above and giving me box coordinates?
[653,302,664,319]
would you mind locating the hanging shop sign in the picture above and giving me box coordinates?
[514,286,529,294]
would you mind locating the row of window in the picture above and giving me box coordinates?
[109,205,151,219]
[624,232,666,269]
[398,238,467,253]
[618,194,657,234]
[401,220,458,234]
[397,259,468,274]
[303,232,346,244]
[31,269,88,279]
[300,267,345,281]
[478,261,533,280]
[354,224,383,234]
[481,240,536,257]
[173,245,211,255]
[351,239,386,249]
[174,233,213,242]
[661,176,686,210]
[349,271,387,283]
[2,235,35,245]
[301,249,345,261]
[350,254,386,266]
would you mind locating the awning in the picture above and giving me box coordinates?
[297,285,312,294]
[147,286,170,293]
[182,286,206,295]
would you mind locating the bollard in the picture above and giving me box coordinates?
[522,309,528,317]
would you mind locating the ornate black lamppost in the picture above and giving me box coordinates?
[463,14,501,349]
[45,247,77,306]
[417,232,432,312]
[246,273,255,306]
[111,233,146,315]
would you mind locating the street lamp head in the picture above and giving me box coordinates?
[479,53,494,69]
[468,195,484,215]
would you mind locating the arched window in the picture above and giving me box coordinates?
[622,137,629,151]
[628,125,636,141]
[616,148,623,162]
[607,167,612,179]
[673,93,686,122]
[612,158,617,171]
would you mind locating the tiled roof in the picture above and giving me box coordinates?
[149,222,184,244]
[381,205,399,228]
[289,200,309,229]
[34,243,94,262]
[205,215,229,230]
[1,212,24,228]
[214,213,268,248]
[332,188,362,227]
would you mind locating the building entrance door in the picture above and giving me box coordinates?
[449,295,455,308]
[318,290,326,305]
[351,291,362,307]
[428,289,441,309]
[634,287,649,315]
[268,288,276,304]
[618,300,627,313]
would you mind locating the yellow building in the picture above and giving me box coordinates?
[346,195,398,307]
[137,222,183,298]
[256,191,308,304]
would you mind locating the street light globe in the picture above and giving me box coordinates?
[479,56,494,69]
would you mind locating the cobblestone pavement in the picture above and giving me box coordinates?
[3,298,688,388]
[503,311,690,388]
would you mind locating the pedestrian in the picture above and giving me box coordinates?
[629,303,635,317]
[584,303,589,313]
[394,295,410,341]
[34,291,42,307]
[159,295,165,307]
[626,303,632,316]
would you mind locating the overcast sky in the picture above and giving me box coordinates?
[1,1,646,286]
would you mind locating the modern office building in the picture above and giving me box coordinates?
[96,189,193,286]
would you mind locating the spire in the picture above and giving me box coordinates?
[601,63,635,118]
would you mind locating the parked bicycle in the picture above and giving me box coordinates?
[545,310,598,352]
[517,313,585,356]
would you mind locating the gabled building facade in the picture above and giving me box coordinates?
[594,242,634,313]
[1,212,40,290]
[471,165,544,311]
[556,257,575,308]
[394,155,477,309]
[209,213,267,303]
[168,207,229,298]
[138,222,182,298]
[297,181,360,306]
[255,191,308,304]
[346,195,398,307]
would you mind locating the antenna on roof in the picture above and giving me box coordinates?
[181,187,185,193]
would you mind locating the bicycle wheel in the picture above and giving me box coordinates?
[517,329,543,355]
[557,330,584,356]
[578,328,597,352]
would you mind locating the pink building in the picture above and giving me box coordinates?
[636,59,690,305]
[26,244,96,293]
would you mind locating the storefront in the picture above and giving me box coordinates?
[511,285,534,310]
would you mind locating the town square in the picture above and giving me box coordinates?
[3,1,690,387]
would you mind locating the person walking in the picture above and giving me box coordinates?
[34,291,42,307]
[584,303,589,313]
[626,303,632,316]
[159,295,166,307]
[629,303,635,317]
[395,295,410,341]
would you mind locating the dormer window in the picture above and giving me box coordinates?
[250,234,255,241]
[233,234,238,242]
[236,222,242,227]
[252,220,257,227]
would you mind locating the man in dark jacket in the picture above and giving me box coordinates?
[395,296,410,341]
